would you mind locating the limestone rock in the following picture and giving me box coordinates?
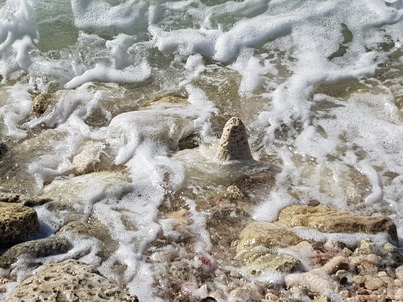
[238,251,300,274]
[5,260,139,302]
[72,140,112,174]
[215,117,253,162]
[236,222,301,274]
[0,236,70,268]
[32,93,55,117]
[0,202,40,244]
[236,222,301,254]
[278,205,398,242]
[0,192,51,207]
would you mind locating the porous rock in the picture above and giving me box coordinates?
[216,117,253,162]
[238,251,300,274]
[5,260,139,302]
[236,222,301,253]
[0,236,70,268]
[278,205,398,242]
[72,140,112,174]
[236,222,301,274]
[32,93,54,117]
[0,192,51,207]
[0,202,40,244]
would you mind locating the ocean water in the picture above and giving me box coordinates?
[0,0,403,300]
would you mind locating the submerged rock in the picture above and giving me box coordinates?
[0,236,71,268]
[0,202,39,245]
[32,93,55,117]
[215,117,253,162]
[72,140,113,174]
[5,260,139,302]
[0,192,51,207]
[278,205,398,242]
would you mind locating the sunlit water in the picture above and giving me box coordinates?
[0,0,403,300]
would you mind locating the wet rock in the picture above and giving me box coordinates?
[215,117,253,162]
[236,222,301,253]
[32,93,55,117]
[57,220,116,260]
[0,202,40,245]
[395,265,403,281]
[285,271,339,296]
[0,236,70,268]
[0,142,7,157]
[0,192,51,207]
[41,171,132,209]
[278,205,398,242]
[238,251,300,274]
[236,222,301,274]
[72,140,113,174]
[5,260,139,302]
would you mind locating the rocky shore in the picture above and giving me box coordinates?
[0,109,402,301]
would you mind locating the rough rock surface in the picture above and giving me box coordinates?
[72,140,112,174]
[0,192,51,207]
[278,205,398,242]
[32,93,55,117]
[0,202,40,244]
[0,236,70,268]
[215,117,253,162]
[236,222,301,274]
[236,222,301,253]
[5,260,139,302]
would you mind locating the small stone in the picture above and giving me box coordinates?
[0,236,71,268]
[5,260,138,302]
[364,276,384,290]
[166,209,190,228]
[0,202,40,244]
[72,140,112,174]
[285,272,339,295]
[395,288,403,300]
[395,265,403,281]
[215,117,253,162]
[32,93,54,117]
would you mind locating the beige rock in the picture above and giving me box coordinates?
[285,271,339,295]
[236,222,301,253]
[364,275,385,290]
[166,209,190,228]
[278,205,397,242]
[0,202,40,244]
[32,93,54,117]
[321,255,349,275]
[239,252,300,274]
[215,117,253,162]
[395,265,403,281]
[5,260,138,302]
[395,288,403,301]
[72,140,112,174]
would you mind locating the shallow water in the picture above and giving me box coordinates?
[0,0,403,300]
